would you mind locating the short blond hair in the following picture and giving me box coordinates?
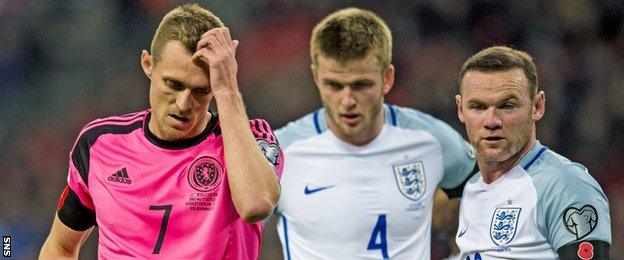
[459,46,538,99]
[150,4,224,64]
[310,7,392,70]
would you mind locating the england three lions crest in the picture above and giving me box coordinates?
[393,161,426,201]
[490,207,521,246]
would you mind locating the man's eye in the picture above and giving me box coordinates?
[165,80,184,91]
[194,88,210,95]
[352,83,373,90]
[470,104,486,110]
[327,82,342,90]
[499,103,515,109]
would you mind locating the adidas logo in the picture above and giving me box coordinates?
[107,167,132,184]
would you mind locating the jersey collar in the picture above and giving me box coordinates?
[519,140,549,171]
[143,110,218,150]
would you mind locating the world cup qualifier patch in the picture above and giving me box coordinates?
[257,139,281,167]
[563,205,598,240]
[188,156,223,192]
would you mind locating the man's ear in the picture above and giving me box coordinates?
[311,64,319,88]
[382,64,395,95]
[532,90,545,121]
[141,50,153,79]
[456,94,465,123]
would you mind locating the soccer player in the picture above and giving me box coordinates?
[273,8,476,259]
[39,4,282,259]
[454,46,611,259]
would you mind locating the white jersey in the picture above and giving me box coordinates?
[456,141,612,259]
[275,104,476,260]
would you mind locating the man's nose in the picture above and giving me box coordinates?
[176,90,192,112]
[483,108,502,130]
[340,87,356,108]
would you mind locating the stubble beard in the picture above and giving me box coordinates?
[473,122,532,164]
[322,100,382,142]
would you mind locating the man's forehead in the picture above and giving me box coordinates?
[461,69,529,95]
[316,54,380,73]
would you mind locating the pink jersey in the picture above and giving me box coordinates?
[57,109,283,259]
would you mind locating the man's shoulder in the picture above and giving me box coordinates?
[73,110,148,145]
[391,105,458,135]
[528,149,590,182]
[528,149,602,197]
[275,109,325,149]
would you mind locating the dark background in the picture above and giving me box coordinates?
[1,0,622,259]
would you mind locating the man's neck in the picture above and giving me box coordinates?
[326,107,385,146]
[479,138,536,184]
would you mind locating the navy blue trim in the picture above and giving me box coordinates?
[281,216,292,260]
[523,147,548,170]
[389,104,397,126]
[313,110,322,134]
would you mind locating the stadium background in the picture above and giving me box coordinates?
[1,0,622,259]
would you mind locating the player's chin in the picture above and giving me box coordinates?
[476,147,506,161]
[164,126,194,140]
[339,124,362,136]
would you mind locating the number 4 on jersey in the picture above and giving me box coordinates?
[367,214,389,259]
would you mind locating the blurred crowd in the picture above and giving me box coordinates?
[1,0,622,259]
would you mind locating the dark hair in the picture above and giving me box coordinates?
[459,46,538,98]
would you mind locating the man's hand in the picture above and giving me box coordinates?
[192,27,240,97]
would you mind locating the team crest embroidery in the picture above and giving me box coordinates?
[188,156,223,192]
[490,207,521,246]
[563,205,598,240]
[392,161,426,201]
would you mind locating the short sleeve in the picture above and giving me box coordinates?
[57,133,97,231]
[393,106,476,192]
[435,121,476,190]
[250,118,284,179]
[533,164,612,250]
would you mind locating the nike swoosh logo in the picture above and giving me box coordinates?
[458,227,468,238]
[304,185,335,195]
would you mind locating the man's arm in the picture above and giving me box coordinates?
[193,27,280,223]
[432,189,461,257]
[39,213,93,260]
[557,241,610,260]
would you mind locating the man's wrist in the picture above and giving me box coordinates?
[213,90,246,112]
[213,89,241,99]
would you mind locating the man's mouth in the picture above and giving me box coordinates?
[483,136,504,141]
[170,114,189,123]
[340,114,361,125]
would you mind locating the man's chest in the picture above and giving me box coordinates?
[85,146,233,233]
[278,147,445,237]
[457,171,553,258]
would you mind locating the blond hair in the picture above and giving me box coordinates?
[310,7,392,69]
[150,4,224,64]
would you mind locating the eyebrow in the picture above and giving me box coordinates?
[322,78,375,86]
[162,76,182,85]
[466,94,520,104]
[162,76,209,90]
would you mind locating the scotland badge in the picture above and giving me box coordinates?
[490,207,521,246]
[393,161,426,201]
